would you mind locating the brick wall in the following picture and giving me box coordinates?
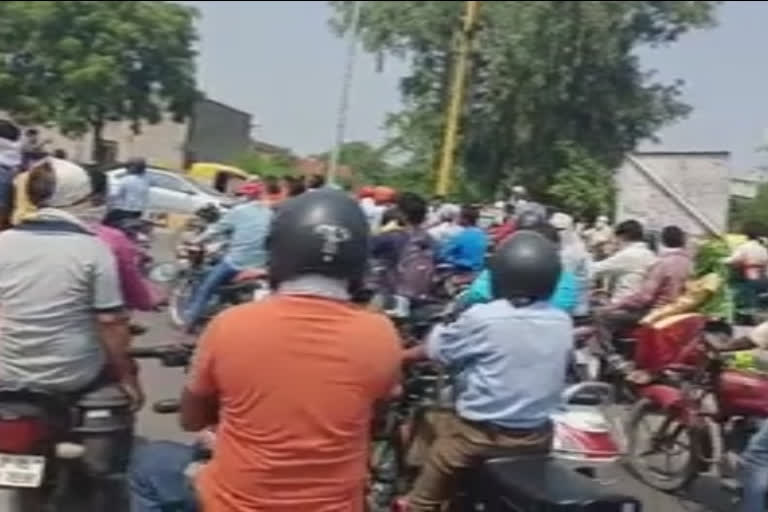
[615,152,730,237]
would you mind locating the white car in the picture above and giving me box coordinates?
[107,167,233,216]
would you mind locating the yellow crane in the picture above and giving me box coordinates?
[435,0,480,196]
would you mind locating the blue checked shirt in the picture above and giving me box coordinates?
[426,299,573,429]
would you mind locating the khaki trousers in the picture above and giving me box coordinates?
[406,410,552,512]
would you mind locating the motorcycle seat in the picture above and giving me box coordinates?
[477,457,640,511]
[0,386,71,423]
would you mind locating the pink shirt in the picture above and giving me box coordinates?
[618,248,692,310]
[94,224,154,311]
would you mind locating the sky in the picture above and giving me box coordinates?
[188,1,768,173]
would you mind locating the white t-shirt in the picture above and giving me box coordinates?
[429,222,463,245]
[359,198,384,232]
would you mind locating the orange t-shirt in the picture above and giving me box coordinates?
[186,295,402,512]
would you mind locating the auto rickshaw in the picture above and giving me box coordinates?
[186,162,252,195]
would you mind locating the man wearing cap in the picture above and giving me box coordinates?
[184,181,272,332]
[0,158,141,407]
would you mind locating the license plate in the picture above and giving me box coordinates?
[0,454,45,488]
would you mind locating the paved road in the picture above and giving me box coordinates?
[132,232,734,512]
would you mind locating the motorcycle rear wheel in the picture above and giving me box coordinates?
[625,398,703,492]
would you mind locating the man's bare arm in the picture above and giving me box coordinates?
[180,388,219,432]
[96,311,144,409]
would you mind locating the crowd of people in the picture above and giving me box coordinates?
[5,113,768,511]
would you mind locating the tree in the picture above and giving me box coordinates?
[329,1,718,199]
[313,141,390,184]
[314,141,435,195]
[547,142,614,221]
[729,184,768,234]
[0,1,199,162]
[230,151,296,178]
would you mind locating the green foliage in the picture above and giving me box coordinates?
[694,238,730,277]
[694,238,734,321]
[329,1,718,198]
[314,141,435,195]
[0,1,199,161]
[313,141,390,184]
[728,184,768,234]
[230,151,295,178]
[547,142,614,220]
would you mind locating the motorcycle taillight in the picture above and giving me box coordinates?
[0,419,50,453]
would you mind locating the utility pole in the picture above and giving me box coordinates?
[435,0,480,196]
[327,0,362,187]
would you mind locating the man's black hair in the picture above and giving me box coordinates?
[661,225,686,249]
[264,175,281,195]
[0,120,20,142]
[381,206,404,227]
[25,128,39,137]
[288,177,306,197]
[308,174,325,189]
[460,205,480,226]
[396,192,427,226]
[615,219,644,242]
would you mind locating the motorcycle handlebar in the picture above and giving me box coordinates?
[129,345,192,367]
[153,398,181,414]
[129,345,176,358]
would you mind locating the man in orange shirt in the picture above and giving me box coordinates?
[131,189,401,512]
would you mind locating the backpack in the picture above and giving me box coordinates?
[396,228,436,298]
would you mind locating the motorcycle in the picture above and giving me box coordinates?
[366,297,630,511]
[369,364,632,511]
[430,264,476,301]
[133,341,638,512]
[0,383,134,512]
[624,319,768,492]
[162,241,269,329]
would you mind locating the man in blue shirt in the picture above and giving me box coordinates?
[461,223,580,313]
[105,158,151,226]
[402,231,573,511]
[439,205,488,272]
[184,182,272,331]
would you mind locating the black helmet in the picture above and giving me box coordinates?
[517,209,546,230]
[268,189,370,287]
[490,231,561,301]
